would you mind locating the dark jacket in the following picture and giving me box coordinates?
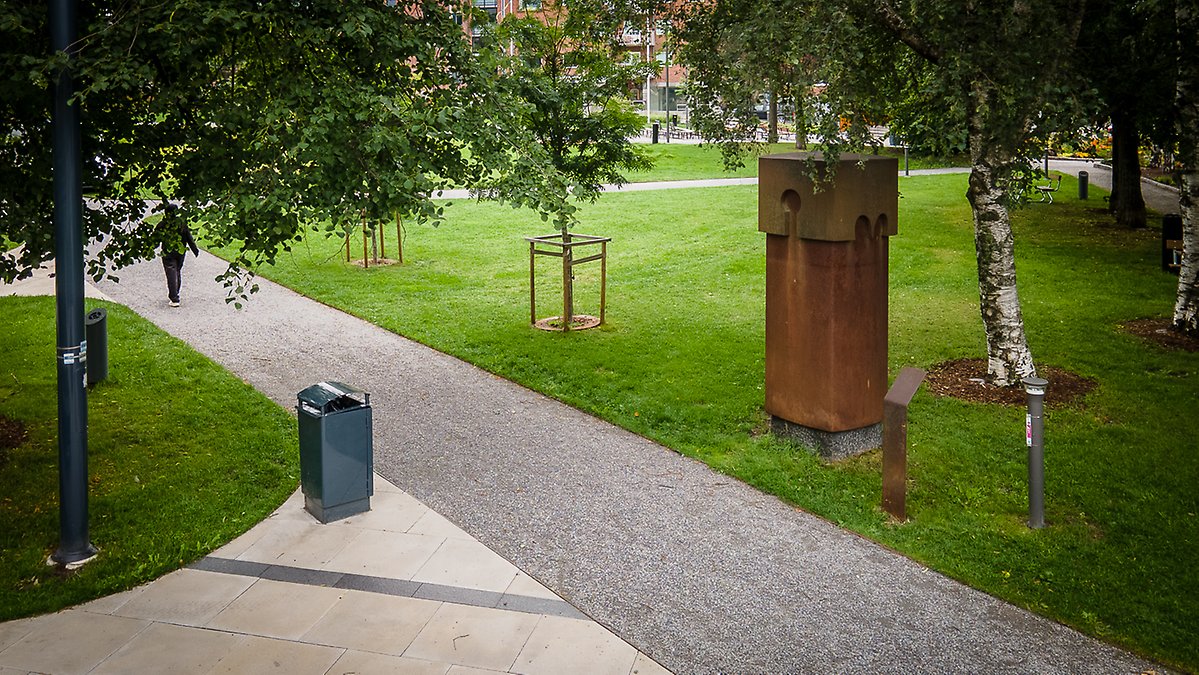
[162,221,200,257]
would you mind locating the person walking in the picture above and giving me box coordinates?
[161,219,200,307]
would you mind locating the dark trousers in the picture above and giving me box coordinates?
[162,251,186,302]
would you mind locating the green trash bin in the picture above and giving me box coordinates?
[297,381,373,523]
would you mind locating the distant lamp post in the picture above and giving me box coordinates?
[644,17,652,126]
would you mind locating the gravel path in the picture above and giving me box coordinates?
[92,238,1162,674]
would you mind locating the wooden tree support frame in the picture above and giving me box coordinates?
[344,214,404,268]
[525,232,610,332]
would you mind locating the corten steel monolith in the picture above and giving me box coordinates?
[759,153,898,458]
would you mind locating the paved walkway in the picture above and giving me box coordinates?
[1048,159,1182,215]
[3,172,1167,673]
[0,475,666,674]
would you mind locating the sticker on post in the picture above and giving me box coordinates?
[1026,414,1032,447]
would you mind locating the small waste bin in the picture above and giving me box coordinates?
[1163,213,1183,274]
[85,308,108,386]
[297,381,373,523]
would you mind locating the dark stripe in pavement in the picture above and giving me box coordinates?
[189,556,588,620]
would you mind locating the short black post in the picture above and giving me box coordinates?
[1023,376,1048,530]
[904,145,910,177]
[86,308,108,386]
[1163,213,1184,273]
[1078,171,1088,200]
[652,122,659,144]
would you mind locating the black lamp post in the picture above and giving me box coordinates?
[49,0,96,567]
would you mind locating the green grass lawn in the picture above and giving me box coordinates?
[230,173,1196,670]
[627,143,967,182]
[0,297,299,620]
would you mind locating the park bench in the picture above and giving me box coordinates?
[1034,175,1062,203]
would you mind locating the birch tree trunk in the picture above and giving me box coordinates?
[1176,171,1199,335]
[1173,0,1199,336]
[965,89,1036,386]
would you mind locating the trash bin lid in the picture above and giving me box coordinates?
[297,381,370,412]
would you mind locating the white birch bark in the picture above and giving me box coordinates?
[966,86,1036,386]
[1173,1,1199,335]
[1172,174,1199,334]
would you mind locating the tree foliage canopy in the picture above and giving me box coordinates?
[491,0,652,215]
[1,0,564,285]
[669,0,1091,384]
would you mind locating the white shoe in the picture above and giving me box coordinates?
[168,300,180,307]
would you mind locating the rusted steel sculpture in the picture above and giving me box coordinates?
[759,152,898,458]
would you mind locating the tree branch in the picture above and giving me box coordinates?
[873,0,942,64]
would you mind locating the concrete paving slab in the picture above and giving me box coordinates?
[330,650,451,675]
[324,530,443,579]
[205,578,343,641]
[90,622,241,675]
[402,603,540,672]
[0,611,148,675]
[301,590,440,656]
[413,539,521,593]
[512,615,639,675]
[111,568,254,626]
[205,634,343,675]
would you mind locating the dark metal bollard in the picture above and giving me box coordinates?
[883,367,926,521]
[1023,376,1048,529]
[1163,213,1184,274]
[652,122,659,144]
[85,308,107,386]
[1078,171,1088,200]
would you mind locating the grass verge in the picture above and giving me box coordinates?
[231,172,1195,670]
[0,297,298,620]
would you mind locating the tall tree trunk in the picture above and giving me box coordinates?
[794,93,807,150]
[1176,170,1199,335]
[966,91,1036,386]
[767,88,779,144]
[1173,1,1199,335]
[1109,108,1147,229]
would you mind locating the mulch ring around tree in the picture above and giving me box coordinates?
[351,258,401,268]
[533,315,601,332]
[925,358,1097,407]
[0,414,28,467]
[1120,318,1199,352]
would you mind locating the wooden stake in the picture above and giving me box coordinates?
[561,232,572,331]
[396,213,404,264]
[529,241,537,325]
[600,240,607,325]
